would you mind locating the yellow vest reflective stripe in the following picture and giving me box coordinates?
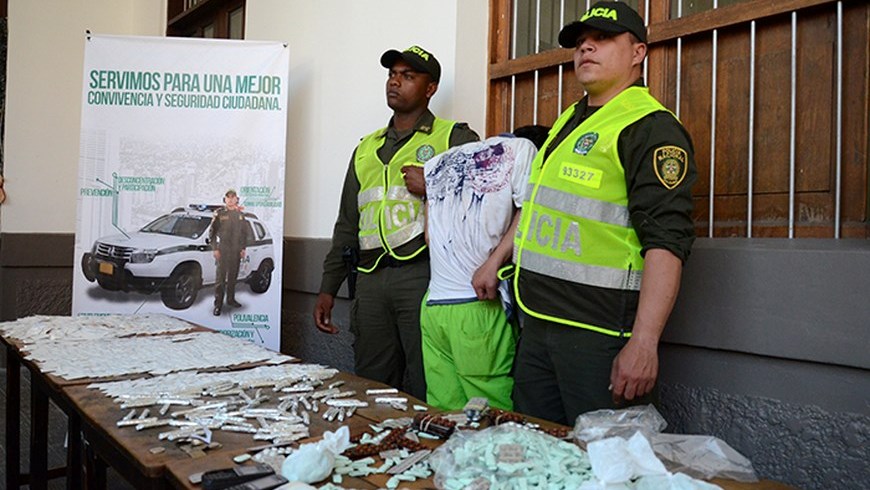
[357,185,421,250]
[514,87,668,335]
[354,118,454,270]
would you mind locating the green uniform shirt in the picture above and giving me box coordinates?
[320,110,479,296]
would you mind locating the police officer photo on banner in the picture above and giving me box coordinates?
[211,189,252,316]
[73,34,289,350]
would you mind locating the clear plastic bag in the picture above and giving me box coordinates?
[574,405,668,444]
[578,473,722,490]
[633,472,724,490]
[429,423,594,490]
[650,433,758,483]
[573,405,757,483]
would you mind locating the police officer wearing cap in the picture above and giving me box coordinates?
[211,189,250,316]
[511,1,697,424]
[314,45,478,400]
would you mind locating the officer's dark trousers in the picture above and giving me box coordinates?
[214,249,241,307]
[512,315,651,426]
[351,260,429,401]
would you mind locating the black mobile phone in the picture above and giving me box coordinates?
[200,463,275,490]
[223,474,289,490]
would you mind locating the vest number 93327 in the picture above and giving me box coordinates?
[559,162,602,189]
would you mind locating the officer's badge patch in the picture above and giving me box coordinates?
[653,146,688,189]
[573,132,598,155]
[416,144,436,162]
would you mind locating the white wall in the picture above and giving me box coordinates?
[454,0,489,140]
[2,0,165,233]
[247,0,488,238]
[1,0,489,238]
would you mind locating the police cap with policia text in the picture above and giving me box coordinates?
[558,1,648,48]
[380,45,441,83]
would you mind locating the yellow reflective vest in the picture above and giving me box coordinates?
[354,117,454,272]
[514,87,668,336]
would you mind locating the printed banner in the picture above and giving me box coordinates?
[72,34,289,350]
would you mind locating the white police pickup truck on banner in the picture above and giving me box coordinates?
[73,34,289,350]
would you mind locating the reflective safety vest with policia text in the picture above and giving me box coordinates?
[354,117,455,273]
[513,87,670,337]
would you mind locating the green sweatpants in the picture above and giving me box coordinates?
[421,296,518,411]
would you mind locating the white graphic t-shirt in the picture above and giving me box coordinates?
[424,135,536,304]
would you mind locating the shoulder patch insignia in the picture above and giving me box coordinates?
[573,132,598,155]
[416,144,436,162]
[653,146,688,189]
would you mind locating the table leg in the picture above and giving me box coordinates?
[5,344,21,489]
[85,441,107,490]
[30,372,50,490]
[67,413,83,490]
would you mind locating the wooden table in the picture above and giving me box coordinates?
[2,334,88,490]
[166,373,423,489]
[66,370,794,490]
[63,371,427,489]
[4,327,794,490]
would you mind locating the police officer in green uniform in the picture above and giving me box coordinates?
[511,2,697,425]
[313,46,478,400]
[211,189,250,316]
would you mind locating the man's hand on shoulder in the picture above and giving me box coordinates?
[313,292,339,334]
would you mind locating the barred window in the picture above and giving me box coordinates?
[167,0,245,39]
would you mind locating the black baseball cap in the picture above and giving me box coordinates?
[558,1,647,48]
[380,45,441,83]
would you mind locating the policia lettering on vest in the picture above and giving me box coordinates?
[511,1,698,425]
[522,210,583,257]
[314,45,478,400]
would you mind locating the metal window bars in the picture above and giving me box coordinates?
[506,0,846,238]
